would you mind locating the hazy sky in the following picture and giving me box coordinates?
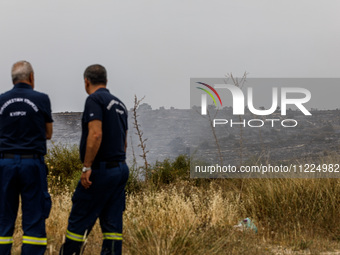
[0,0,339,112]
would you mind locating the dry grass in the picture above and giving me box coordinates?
[124,184,241,255]
[10,177,340,254]
[10,180,340,254]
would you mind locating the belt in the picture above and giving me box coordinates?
[92,161,126,169]
[0,153,42,159]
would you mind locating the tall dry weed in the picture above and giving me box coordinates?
[123,183,251,255]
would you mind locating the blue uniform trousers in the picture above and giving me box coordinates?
[0,155,51,255]
[60,162,129,255]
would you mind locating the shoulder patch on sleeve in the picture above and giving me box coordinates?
[116,109,124,115]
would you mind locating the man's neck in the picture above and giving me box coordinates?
[15,80,33,88]
[89,85,106,95]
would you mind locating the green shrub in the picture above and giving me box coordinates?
[45,143,82,193]
[125,155,191,193]
[151,155,190,186]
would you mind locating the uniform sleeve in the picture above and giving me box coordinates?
[120,102,128,131]
[83,96,103,123]
[125,111,128,131]
[43,95,53,123]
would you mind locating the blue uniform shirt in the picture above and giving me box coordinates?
[80,88,128,164]
[0,83,53,155]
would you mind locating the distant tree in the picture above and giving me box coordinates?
[138,103,152,111]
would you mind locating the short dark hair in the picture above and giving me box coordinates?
[83,64,107,85]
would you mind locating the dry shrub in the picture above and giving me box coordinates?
[243,178,340,241]
[123,183,252,255]
[242,153,340,244]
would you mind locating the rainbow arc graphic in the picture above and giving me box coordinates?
[196,82,222,107]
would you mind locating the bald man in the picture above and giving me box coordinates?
[0,61,53,255]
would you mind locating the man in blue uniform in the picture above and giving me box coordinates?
[60,64,129,255]
[0,60,53,255]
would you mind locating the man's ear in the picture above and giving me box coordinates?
[85,78,91,94]
[29,72,35,89]
[85,78,90,86]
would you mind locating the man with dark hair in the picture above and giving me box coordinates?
[60,64,129,255]
[83,64,108,85]
[0,60,53,255]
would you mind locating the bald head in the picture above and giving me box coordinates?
[11,61,34,85]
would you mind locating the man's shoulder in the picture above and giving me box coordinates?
[0,90,11,99]
[30,89,49,99]
[0,89,18,102]
[0,87,49,99]
[24,90,51,108]
[0,89,51,112]
[109,94,127,111]
[90,90,125,105]
[105,90,126,107]
[110,94,125,104]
